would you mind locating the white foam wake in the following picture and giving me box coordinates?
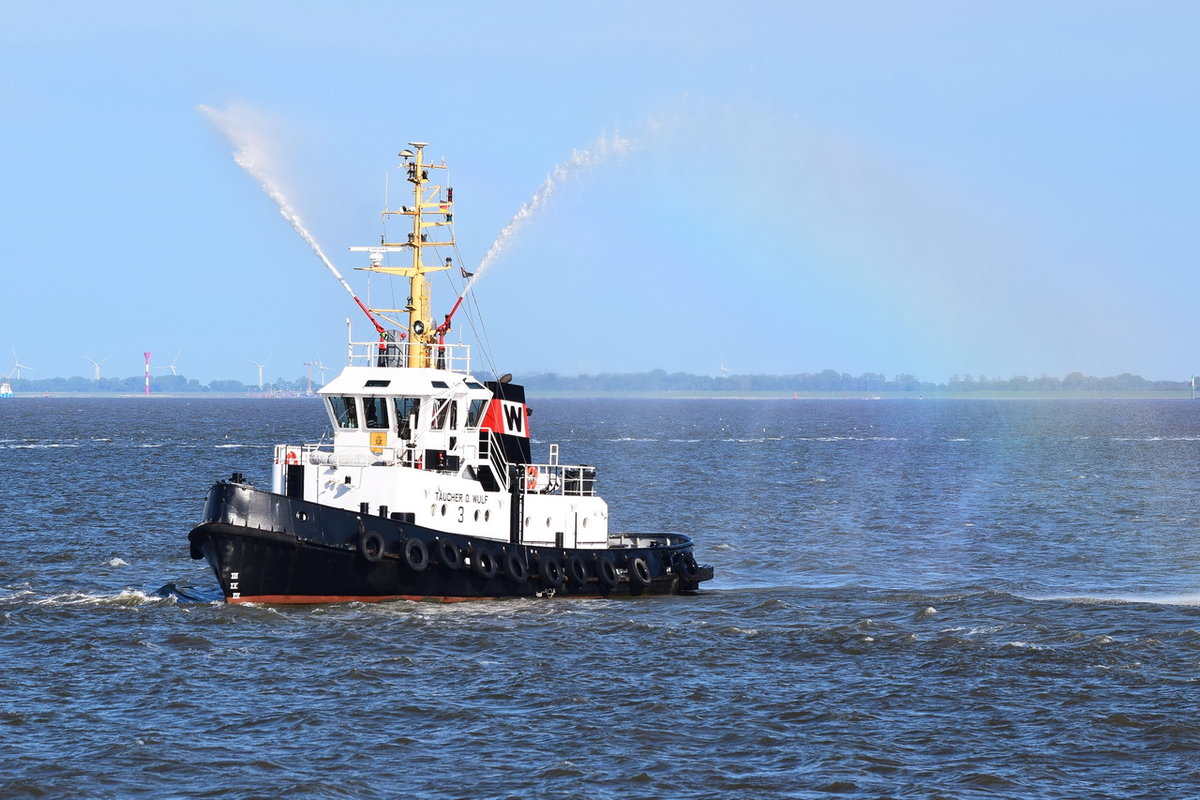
[1026,592,1200,607]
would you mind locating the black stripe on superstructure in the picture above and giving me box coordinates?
[486,380,532,465]
[485,380,526,404]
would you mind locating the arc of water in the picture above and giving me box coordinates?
[464,132,633,296]
[200,104,385,334]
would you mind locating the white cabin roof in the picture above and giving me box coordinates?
[318,366,490,398]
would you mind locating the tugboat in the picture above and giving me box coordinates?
[188,142,713,603]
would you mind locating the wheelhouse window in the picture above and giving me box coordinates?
[394,397,421,439]
[329,396,359,429]
[430,398,458,431]
[363,396,389,430]
[466,398,488,429]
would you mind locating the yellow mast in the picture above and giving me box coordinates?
[351,142,453,368]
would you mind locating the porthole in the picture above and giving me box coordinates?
[473,509,480,522]
[295,511,309,522]
[441,504,447,516]
[524,516,531,527]
[545,517,552,527]
[484,510,490,522]
[430,504,437,516]
[581,518,588,528]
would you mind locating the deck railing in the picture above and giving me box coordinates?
[274,439,597,497]
[346,336,471,373]
[478,430,512,492]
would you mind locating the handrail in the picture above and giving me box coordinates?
[276,442,403,467]
[522,460,596,497]
[479,430,511,491]
[346,338,471,373]
[275,437,597,496]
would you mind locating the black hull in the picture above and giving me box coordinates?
[188,480,712,603]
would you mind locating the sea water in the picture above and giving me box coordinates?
[2,397,1199,799]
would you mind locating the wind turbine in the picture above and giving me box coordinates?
[315,360,329,383]
[11,349,32,380]
[84,356,110,381]
[157,351,181,376]
[248,358,268,390]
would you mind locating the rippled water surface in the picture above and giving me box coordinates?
[3,397,1200,798]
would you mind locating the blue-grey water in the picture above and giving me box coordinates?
[2,397,1200,799]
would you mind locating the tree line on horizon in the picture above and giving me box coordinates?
[4,368,1193,394]
[521,369,1192,393]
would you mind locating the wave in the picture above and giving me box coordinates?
[29,589,175,607]
[1,583,225,608]
[6,443,81,449]
[801,435,904,442]
[1025,592,1200,607]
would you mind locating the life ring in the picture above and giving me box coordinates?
[358,530,385,563]
[525,465,539,490]
[566,556,589,587]
[403,538,429,572]
[674,552,702,582]
[437,539,462,570]
[504,551,529,583]
[285,450,299,465]
[538,555,563,587]
[629,557,651,587]
[596,557,618,589]
[472,548,498,580]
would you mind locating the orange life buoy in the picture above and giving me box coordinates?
[526,465,539,490]
[286,450,299,465]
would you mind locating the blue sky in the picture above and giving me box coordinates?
[2,2,1197,385]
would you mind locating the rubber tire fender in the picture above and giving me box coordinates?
[438,539,462,570]
[403,537,429,572]
[566,555,589,587]
[538,555,563,588]
[358,530,386,563]
[473,548,498,580]
[595,557,618,589]
[629,556,652,587]
[675,552,702,582]
[505,551,529,583]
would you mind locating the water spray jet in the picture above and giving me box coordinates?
[199,104,386,338]
[464,132,633,296]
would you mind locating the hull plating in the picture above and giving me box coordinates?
[188,481,710,603]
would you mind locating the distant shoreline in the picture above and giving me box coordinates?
[4,368,1192,398]
[3,390,1196,401]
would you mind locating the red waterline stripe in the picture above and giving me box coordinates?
[227,594,481,605]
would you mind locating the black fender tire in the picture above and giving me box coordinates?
[505,551,529,583]
[438,539,462,570]
[359,530,386,563]
[629,556,651,586]
[566,556,589,587]
[538,555,563,587]
[473,548,498,580]
[596,557,618,589]
[675,552,702,582]
[403,537,429,572]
